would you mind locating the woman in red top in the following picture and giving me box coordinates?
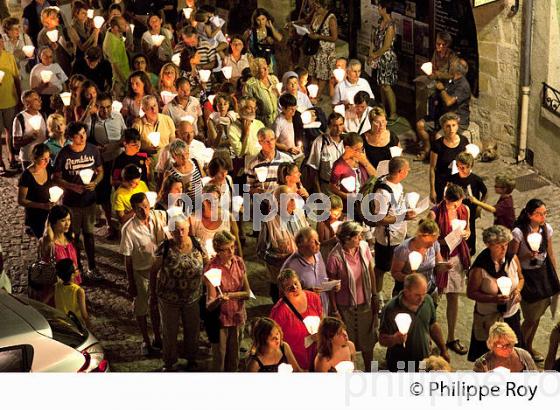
[205,230,251,372]
[428,183,470,355]
[270,269,323,371]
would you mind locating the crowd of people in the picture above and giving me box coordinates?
[0,0,557,373]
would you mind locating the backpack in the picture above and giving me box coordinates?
[354,175,394,242]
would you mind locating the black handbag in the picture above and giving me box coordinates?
[302,12,332,56]
[521,257,560,303]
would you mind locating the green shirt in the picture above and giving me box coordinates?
[243,76,279,127]
[102,31,130,85]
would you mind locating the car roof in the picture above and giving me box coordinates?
[0,290,51,340]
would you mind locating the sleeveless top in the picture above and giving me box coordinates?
[475,255,520,318]
[251,343,288,372]
[54,282,82,320]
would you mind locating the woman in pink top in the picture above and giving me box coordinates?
[270,269,323,371]
[205,230,251,372]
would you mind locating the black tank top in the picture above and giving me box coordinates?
[251,344,288,372]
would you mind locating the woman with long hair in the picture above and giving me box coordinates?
[314,316,355,372]
[121,70,153,126]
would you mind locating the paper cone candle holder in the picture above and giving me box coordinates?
[277,363,293,373]
[160,91,177,105]
[390,146,403,157]
[79,169,94,184]
[22,45,35,58]
[275,82,283,94]
[333,68,345,83]
[199,69,211,83]
[406,192,420,209]
[172,53,181,66]
[451,219,467,232]
[60,92,71,106]
[146,191,157,207]
[497,276,513,296]
[87,9,94,19]
[527,232,542,252]
[183,7,193,19]
[421,62,433,76]
[334,361,355,373]
[334,104,345,116]
[303,316,320,335]
[148,132,161,147]
[93,16,105,29]
[255,167,268,183]
[49,186,64,202]
[40,70,53,83]
[307,84,319,98]
[465,143,480,158]
[301,110,313,125]
[29,115,43,131]
[408,251,423,271]
[129,24,135,34]
[208,94,216,105]
[151,34,165,47]
[340,176,356,192]
[232,196,244,214]
[180,115,196,124]
[222,66,232,80]
[112,100,123,113]
[46,30,59,43]
[395,312,412,334]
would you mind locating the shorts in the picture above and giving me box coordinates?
[0,106,15,134]
[441,255,466,294]
[69,204,96,237]
[133,268,150,317]
[374,242,397,273]
[95,161,113,204]
[521,298,550,323]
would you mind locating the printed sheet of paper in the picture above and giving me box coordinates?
[445,227,464,253]
[413,196,430,215]
[292,24,310,35]
[376,160,390,176]
[320,280,341,292]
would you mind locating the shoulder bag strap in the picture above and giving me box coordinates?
[282,296,305,323]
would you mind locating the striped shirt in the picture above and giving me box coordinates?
[246,149,293,193]
[168,160,203,211]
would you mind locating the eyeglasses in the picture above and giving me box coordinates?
[495,343,514,349]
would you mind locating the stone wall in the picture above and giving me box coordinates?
[471,1,522,158]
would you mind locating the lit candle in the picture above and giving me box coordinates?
[40,70,53,83]
[151,34,165,47]
[465,143,480,159]
[147,132,161,147]
[22,45,35,58]
[199,70,211,83]
[49,186,64,203]
[307,84,319,98]
[146,191,157,207]
[222,66,233,80]
[333,68,345,83]
[79,169,94,184]
[46,30,58,43]
[60,92,71,106]
[87,9,94,19]
[408,251,423,271]
[421,62,433,76]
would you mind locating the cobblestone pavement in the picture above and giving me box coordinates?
[2,153,559,372]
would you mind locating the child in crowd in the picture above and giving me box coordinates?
[247,317,302,372]
[329,57,348,98]
[112,164,149,224]
[111,128,149,188]
[467,172,516,230]
[448,151,487,255]
[54,258,91,329]
[317,194,344,244]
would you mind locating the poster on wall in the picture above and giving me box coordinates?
[401,15,414,55]
[414,20,430,57]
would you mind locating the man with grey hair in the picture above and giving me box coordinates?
[372,157,416,298]
[416,58,471,158]
[332,59,374,106]
[246,127,292,194]
[156,120,208,175]
[379,273,450,371]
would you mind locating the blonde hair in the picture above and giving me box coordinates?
[416,219,440,236]
[250,57,269,77]
[369,106,387,122]
[486,322,518,350]
[421,355,451,372]
[47,113,65,134]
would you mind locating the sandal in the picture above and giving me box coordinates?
[415,151,429,162]
[446,339,468,355]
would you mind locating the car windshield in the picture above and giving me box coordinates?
[24,298,88,348]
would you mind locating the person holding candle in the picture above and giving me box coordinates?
[141,12,173,74]
[282,71,313,113]
[247,317,303,372]
[223,35,250,87]
[75,80,98,123]
[102,16,131,99]
[22,0,56,48]
[243,57,279,127]
[466,225,524,362]
[12,90,48,170]
[362,106,400,169]
[473,322,536,372]
[37,7,74,75]
[206,156,235,219]
[326,221,378,371]
[314,316,356,372]
[53,121,103,280]
[204,230,251,372]
[121,70,153,126]
[273,94,304,163]
[344,91,372,135]
[121,192,168,357]
[391,219,450,298]
[2,17,34,95]
[379,273,449,371]
[245,8,282,74]
[428,183,471,355]
[188,184,241,258]
[162,77,203,137]
[509,199,558,363]
[43,113,69,163]
[332,59,374,107]
[158,63,180,95]
[155,174,184,211]
[329,132,376,209]
[206,92,235,148]
[71,47,113,94]
[277,162,309,200]
[17,144,54,238]
[428,112,469,203]
[227,96,264,168]
[306,112,345,195]
[112,164,149,224]
[29,47,68,116]
[149,215,207,371]
[111,128,149,188]
[67,1,100,70]
[270,269,323,371]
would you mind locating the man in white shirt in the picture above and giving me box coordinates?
[345,91,373,134]
[12,90,47,169]
[156,120,208,174]
[372,157,416,296]
[332,59,374,106]
[120,192,169,356]
[306,112,345,194]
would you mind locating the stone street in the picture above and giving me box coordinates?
[3,150,559,371]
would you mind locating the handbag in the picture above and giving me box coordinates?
[302,12,332,56]
[521,257,560,303]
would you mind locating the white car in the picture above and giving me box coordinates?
[0,290,108,372]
